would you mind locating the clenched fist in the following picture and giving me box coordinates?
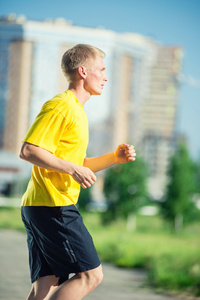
[114,144,136,164]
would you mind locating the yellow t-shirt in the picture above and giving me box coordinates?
[21,90,89,207]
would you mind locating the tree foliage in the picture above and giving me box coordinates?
[103,156,148,227]
[194,158,200,194]
[78,186,92,212]
[160,141,198,232]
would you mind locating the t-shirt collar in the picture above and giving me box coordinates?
[66,90,84,109]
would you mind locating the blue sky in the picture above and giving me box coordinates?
[1,0,200,159]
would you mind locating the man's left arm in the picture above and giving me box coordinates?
[83,144,136,173]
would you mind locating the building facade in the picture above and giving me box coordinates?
[0,15,183,199]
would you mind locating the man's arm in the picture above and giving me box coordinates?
[83,144,136,173]
[19,142,96,189]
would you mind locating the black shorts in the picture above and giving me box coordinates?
[21,205,101,284]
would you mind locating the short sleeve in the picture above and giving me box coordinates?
[23,108,68,154]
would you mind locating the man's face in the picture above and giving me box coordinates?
[84,56,108,95]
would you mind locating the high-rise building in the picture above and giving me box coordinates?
[141,44,183,198]
[0,15,183,199]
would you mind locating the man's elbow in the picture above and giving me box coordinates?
[19,143,31,161]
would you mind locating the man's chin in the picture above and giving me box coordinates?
[91,91,102,96]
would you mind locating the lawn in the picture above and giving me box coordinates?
[0,206,24,230]
[0,206,200,297]
[83,212,200,296]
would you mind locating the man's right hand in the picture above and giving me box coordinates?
[72,165,97,189]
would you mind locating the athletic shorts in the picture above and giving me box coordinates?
[21,205,101,284]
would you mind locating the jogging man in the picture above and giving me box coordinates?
[20,44,136,300]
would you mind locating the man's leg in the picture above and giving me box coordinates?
[47,264,103,300]
[26,275,59,300]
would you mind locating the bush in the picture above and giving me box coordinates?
[149,252,200,295]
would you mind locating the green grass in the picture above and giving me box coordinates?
[0,206,24,231]
[0,206,200,296]
[83,213,200,296]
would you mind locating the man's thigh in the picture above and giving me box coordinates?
[21,205,101,284]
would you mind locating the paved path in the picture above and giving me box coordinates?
[0,230,190,300]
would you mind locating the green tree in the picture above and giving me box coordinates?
[78,186,92,212]
[194,158,200,194]
[160,141,197,232]
[103,156,148,230]
[191,158,200,217]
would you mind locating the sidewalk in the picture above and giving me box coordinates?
[0,230,186,300]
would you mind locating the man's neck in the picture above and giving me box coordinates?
[68,83,90,106]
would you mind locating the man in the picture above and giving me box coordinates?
[20,44,136,300]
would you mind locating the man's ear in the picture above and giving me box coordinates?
[78,66,87,79]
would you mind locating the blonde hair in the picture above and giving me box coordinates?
[61,44,105,82]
